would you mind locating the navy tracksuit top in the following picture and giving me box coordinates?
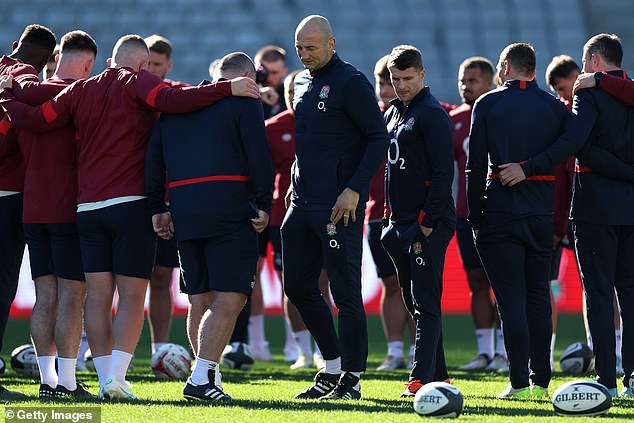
[384,87,456,229]
[291,52,389,209]
[145,94,274,241]
[522,70,634,225]
[466,80,570,230]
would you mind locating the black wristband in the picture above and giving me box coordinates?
[594,71,603,87]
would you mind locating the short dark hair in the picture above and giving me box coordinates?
[584,33,622,67]
[254,45,286,65]
[545,55,580,88]
[388,45,423,71]
[460,56,494,78]
[60,31,98,56]
[19,24,56,51]
[374,54,390,81]
[218,52,256,76]
[145,34,172,58]
[501,43,536,77]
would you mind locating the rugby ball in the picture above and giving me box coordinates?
[552,380,611,417]
[560,342,594,374]
[151,343,192,380]
[413,382,463,418]
[10,344,39,377]
[0,356,5,375]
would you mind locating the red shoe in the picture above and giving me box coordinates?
[401,379,423,397]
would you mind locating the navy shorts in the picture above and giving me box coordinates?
[366,221,396,278]
[76,199,156,279]
[178,221,258,295]
[455,216,483,271]
[155,236,180,268]
[23,222,85,281]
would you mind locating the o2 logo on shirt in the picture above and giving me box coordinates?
[317,85,330,112]
[388,138,406,169]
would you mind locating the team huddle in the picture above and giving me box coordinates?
[0,13,632,406]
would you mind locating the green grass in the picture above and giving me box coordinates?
[1,314,632,422]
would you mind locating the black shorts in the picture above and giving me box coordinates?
[155,236,180,268]
[178,221,258,295]
[455,216,483,271]
[366,221,396,278]
[23,222,85,281]
[76,199,156,279]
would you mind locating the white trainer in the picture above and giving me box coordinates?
[100,378,135,400]
[290,353,314,370]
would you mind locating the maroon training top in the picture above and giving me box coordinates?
[265,109,296,227]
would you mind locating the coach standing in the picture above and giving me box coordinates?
[380,45,456,396]
[282,15,388,400]
[467,43,570,399]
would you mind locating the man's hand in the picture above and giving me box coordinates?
[152,212,174,240]
[0,75,13,91]
[260,86,279,106]
[251,209,270,233]
[230,77,260,99]
[330,188,360,227]
[420,225,433,237]
[498,163,526,186]
[573,73,596,94]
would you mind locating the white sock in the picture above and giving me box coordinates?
[77,330,89,361]
[152,342,167,355]
[387,341,404,358]
[616,329,622,357]
[37,355,58,387]
[495,329,506,356]
[409,344,416,357]
[293,330,313,356]
[586,332,593,349]
[190,357,218,386]
[324,357,341,375]
[248,314,266,346]
[284,319,296,352]
[550,334,557,366]
[57,357,77,390]
[108,350,133,383]
[475,328,494,358]
[93,355,111,386]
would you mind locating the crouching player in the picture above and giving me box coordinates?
[145,52,273,402]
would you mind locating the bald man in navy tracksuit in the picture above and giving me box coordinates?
[145,53,273,402]
[504,34,634,397]
[467,43,572,399]
[283,16,389,400]
[379,45,456,397]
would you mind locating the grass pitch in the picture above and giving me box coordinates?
[1,314,632,422]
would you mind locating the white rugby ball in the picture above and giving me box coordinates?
[552,380,611,417]
[560,342,594,374]
[413,381,463,418]
[151,343,192,380]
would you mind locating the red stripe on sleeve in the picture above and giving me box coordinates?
[417,210,426,225]
[42,101,58,123]
[146,83,169,108]
[168,175,250,188]
[0,118,10,135]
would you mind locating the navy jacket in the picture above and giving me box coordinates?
[291,52,389,209]
[384,87,456,229]
[522,70,634,225]
[466,80,569,230]
[145,93,274,241]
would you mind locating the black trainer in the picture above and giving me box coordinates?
[182,370,233,402]
[39,383,57,400]
[320,372,361,400]
[56,382,97,399]
[1,385,25,399]
[294,369,340,399]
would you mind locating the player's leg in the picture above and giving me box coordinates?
[0,194,25,398]
[283,206,339,398]
[573,220,618,394]
[248,230,271,360]
[615,225,634,396]
[148,236,178,353]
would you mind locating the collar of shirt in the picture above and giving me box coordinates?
[390,86,430,113]
[503,79,538,90]
[310,52,341,78]
[605,69,628,79]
